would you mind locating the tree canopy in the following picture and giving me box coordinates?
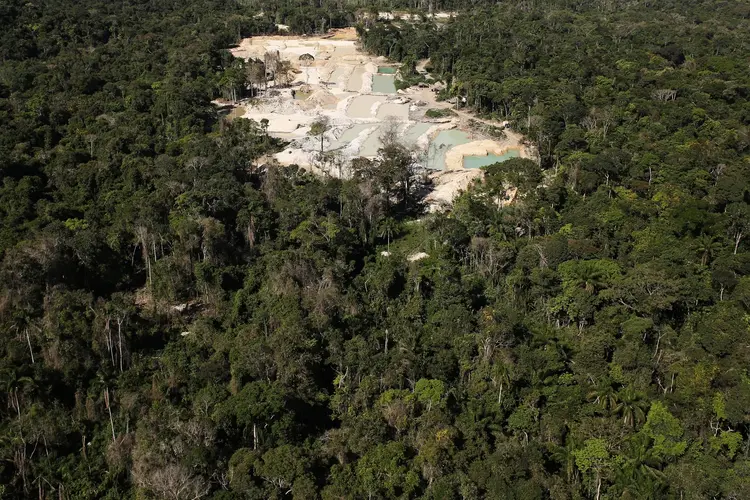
[2,0,750,498]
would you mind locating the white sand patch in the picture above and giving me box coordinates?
[307,89,338,108]
[408,252,429,261]
[359,126,384,157]
[336,94,358,114]
[370,100,384,117]
[230,37,359,64]
[360,62,378,93]
[242,112,312,134]
[426,170,483,209]
[330,124,372,150]
[296,66,320,86]
[329,65,350,89]
[361,71,374,93]
[333,45,357,56]
[275,147,313,166]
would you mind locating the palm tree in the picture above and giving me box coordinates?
[549,433,581,485]
[614,387,649,429]
[614,433,666,499]
[378,217,398,252]
[587,382,619,413]
[696,233,721,266]
[0,369,35,418]
[572,261,608,293]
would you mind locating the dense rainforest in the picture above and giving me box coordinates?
[2,0,750,498]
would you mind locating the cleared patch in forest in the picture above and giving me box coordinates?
[226,32,530,206]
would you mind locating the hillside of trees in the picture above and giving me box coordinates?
[2,0,750,498]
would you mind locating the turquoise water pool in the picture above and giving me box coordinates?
[463,149,520,168]
[377,67,397,74]
[426,129,471,170]
[372,75,397,94]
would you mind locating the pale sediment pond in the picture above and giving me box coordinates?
[329,67,348,86]
[359,127,384,156]
[346,66,365,92]
[463,148,520,168]
[330,124,375,150]
[372,75,397,94]
[346,95,386,118]
[426,130,471,170]
[376,102,409,119]
[402,123,433,144]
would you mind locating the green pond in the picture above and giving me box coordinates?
[426,129,471,170]
[377,67,397,74]
[463,149,520,168]
[372,75,397,94]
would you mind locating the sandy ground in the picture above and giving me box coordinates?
[426,170,484,208]
[226,31,530,207]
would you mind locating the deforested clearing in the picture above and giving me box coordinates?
[226,31,530,207]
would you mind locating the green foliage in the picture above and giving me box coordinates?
[414,378,445,411]
[355,442,420,498]
[709,430,743,460]
[573,438,611,475]
[425,108,456,119]
[642,402,688,460]
[2,0,750,498]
